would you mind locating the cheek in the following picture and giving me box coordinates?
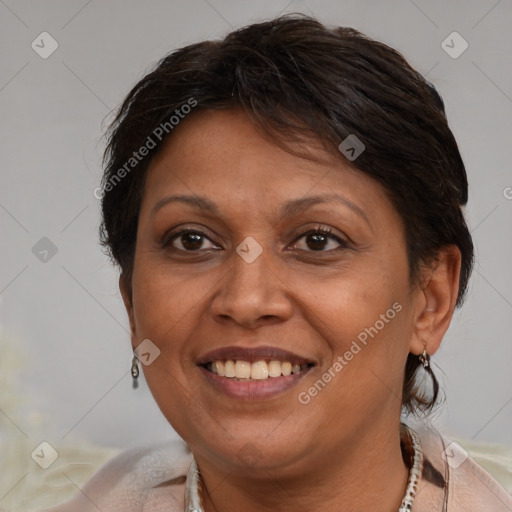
[131,254,218,345]
[130,260,219,437]
[300,260,410,403]
[305,260,406,346]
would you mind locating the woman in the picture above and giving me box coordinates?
[45,15,512,512]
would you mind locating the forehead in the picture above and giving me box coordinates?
[141,108,395,225]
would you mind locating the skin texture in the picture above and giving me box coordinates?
[121,108,461,512]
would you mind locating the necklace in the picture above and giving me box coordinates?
[185,424,423,512]
[399,424,424,511]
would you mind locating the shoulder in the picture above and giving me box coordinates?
[414,423,512,511]
[43,438,193,512]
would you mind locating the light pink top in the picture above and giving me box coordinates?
[43,425,512,511]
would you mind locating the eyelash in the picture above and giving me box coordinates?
[163,226,349,254]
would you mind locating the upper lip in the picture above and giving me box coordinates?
[197,345,316,366]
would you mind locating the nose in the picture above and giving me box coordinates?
[210,247,293,329]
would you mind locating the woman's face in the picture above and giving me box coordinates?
[122,108,424,474]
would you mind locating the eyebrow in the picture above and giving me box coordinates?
[152,195,220,217]
[280,194,370,225]
[151,193,369,224]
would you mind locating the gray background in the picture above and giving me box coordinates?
[1,0,511,468]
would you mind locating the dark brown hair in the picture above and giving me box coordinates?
[100,15,474,414]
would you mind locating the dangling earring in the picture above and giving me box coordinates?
[418,342,430,369]
[131,356,139,389]
[417,341,439,405]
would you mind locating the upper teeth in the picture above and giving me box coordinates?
[210,360,303,379]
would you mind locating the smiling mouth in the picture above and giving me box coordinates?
[202,360,314,381]
[197,346,316,399]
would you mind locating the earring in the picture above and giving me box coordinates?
[418,342,430,369]
[131,356,139,389]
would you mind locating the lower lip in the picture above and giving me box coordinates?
[199,366,312,401]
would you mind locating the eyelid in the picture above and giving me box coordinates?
[161,226,220,249]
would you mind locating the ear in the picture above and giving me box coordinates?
[119,274,138,349]
[409,245,462,357]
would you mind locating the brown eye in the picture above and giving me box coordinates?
[293,228,348,252]
[305,232,330,251]
[169,231,217,251]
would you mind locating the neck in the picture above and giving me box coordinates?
[197,419,410,512]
